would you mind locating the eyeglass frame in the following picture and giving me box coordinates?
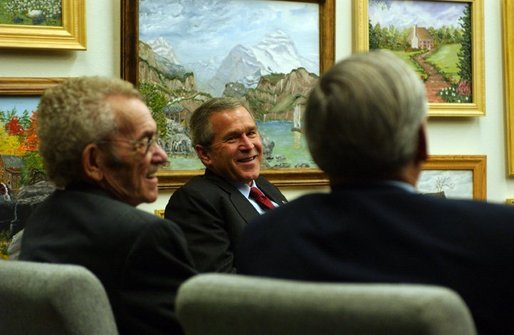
[97,134,160,155]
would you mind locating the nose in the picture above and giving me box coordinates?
[151,142,168,164]
[239,134,254,149]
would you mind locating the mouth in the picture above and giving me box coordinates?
[146,169,159,179]
[237,155,257,164]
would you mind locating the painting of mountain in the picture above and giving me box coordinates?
[138,0,320,171]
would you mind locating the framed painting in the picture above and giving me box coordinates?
[0,95,42,193]
[419,155,486,200]
[121,0,334,189]
[0,0,86,50]
[353,0,484,117]
[503,0,514,175]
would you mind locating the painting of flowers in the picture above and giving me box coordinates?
[0,0,62,26]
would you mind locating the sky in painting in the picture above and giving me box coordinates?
[139,0,319,65]
[0,97,39,115]
[369,0,468,30]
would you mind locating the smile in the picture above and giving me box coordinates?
[237,156,257,163]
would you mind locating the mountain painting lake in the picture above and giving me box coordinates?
[138,0,320,171]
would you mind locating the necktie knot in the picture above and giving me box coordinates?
[249,187,274,211]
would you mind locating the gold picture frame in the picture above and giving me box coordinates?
[0,0,86,50]
[353,0,485,117]
[120,0,335,190]
[503,0,514,175]
[420,155,486,200]
[0,77,66,95]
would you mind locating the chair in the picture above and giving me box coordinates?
[0,260,118,335]
[176,273,477,335]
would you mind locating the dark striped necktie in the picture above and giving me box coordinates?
[249,187,274,211]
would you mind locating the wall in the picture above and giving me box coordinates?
[0,0,509,213]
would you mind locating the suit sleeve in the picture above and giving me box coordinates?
[119,218,197,335]
[165,186,236,273]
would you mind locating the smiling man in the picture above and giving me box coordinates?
[19,76,196,335]
[165,97,287,273]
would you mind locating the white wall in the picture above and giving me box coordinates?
[0,0,510,213]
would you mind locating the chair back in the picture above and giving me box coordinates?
[0,260,118,335]
[177,273,477,335]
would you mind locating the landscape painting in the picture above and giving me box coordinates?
[137,0,321,171]
[418,170,473,199]
[418,155,486,200]
[0,97,42,194]
[367,0,473,105]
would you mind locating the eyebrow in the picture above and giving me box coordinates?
[222,126,257,140]
[137,130,155,141]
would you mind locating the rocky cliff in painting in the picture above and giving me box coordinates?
[139,40,197,93]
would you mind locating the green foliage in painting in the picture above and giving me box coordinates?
[139,82,169,141]
[457,4,472,82]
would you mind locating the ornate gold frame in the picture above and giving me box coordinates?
[0,0,86,50]
[353,0,485,117]
[120,0,335,189]
[421,155,486,200]
[503,0,514,175]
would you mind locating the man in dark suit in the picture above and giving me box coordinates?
[165,97,287,273]
[237,50,514,335]
[19,77,196,335]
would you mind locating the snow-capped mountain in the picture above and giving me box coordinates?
[207,30,314,96]
[252,30,304,74]
[147,37,180,64]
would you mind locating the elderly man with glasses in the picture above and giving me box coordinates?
[19,76,196,335]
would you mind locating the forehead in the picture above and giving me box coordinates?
[210,107,255,132]
[109,96,155,136]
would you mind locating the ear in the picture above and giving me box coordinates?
[416,121,428,163]
[195,144,212,166]
[82,144,104,182]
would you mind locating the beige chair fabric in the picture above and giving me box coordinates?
[177,273,477,335]
[0,260,118,335]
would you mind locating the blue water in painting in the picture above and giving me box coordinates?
[169,120,316,171]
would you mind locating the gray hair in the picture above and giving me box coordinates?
[37,76,142,187]
[190,97,252,147]
[305,50,427,179]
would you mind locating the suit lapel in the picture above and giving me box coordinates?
[204,170,260,223]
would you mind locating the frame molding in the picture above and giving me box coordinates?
[0,77,66,95]
[421,155,486,200]
[353,0,485,117]
[0,0,86,50]
[121,0,335,189]
[503,0,514,175]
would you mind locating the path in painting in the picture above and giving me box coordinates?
[413,51,451,103]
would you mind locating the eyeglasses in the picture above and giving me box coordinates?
[98,135,160,155]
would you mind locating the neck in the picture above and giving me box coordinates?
[329,161,423,188]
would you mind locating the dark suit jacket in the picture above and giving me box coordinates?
[237,183,514,335]
[19,183,196,335]
[165,169,287,273]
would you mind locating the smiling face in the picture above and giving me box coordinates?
[196,107,263,185]
[99,96,168,206]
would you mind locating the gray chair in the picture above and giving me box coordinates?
[177,273,477,335]
[0,260,118,335]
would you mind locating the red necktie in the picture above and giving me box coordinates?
[249,187,275,211]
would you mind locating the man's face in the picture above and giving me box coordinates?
[197,107,263,185]
[100,96,168,206]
